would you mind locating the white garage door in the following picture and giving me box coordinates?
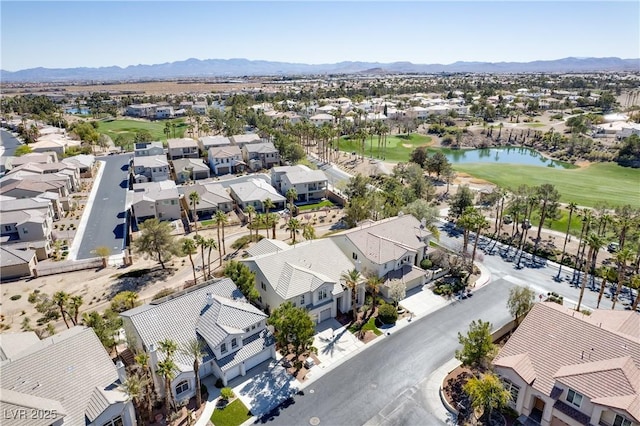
[225,365,241,382]
[319,308,332,323]
[244,348,272,371]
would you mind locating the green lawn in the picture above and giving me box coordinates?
[96,118,187,142]
[524,123,546,128]
[455,162,640,208]
[362,316,383,336]
[210,399,252,426]
[298,200,334,211]
[338,133,432,162]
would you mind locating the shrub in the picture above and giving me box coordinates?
[377,303,398,325]
[220,387,235,400]
[215,378,224,389]
[10,294,21,301]
[151,288,175,301]
[420,258,432,269]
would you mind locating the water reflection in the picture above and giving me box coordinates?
[444,147,570,169]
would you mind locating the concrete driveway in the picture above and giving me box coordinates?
[312,319,365,374]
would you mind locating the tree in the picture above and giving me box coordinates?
[223,261,259,303]
[286,218,301,243]
[612,247,634,309]
[110,291,140,313]
[213,210,227,265]
[340,269,362,321]
[409,146,428,168]
[14,144,32,156]
[556,202,578,281]
[463,373,511,423]
[189,191,200,236]
[68,295,83,325]
[576,233,604,311]
[182,238,198,285]
[194,235,207,278]
[449,185,475,219]
[629,275,640,311]
[94,246,111,268]
[53,291,71,328]
[506,286,535,327]
[204,237,217,279]
[134,352,156,422]
[120,375,146,425]
[268,302,317,372]
[535,184,560,241]
[82,309,123,353]
[285,188,298,212]
[133,218,177,269]
[403,199,440,240]
[596,266,615,309]
[366,274,382,314]
[302,223,316,241]
[389,279,406,307]
[182,339,206,409]
[156,358,177,414]
[245,205,256,241]
[455,319,495,370]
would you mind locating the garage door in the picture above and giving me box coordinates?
[245,348,272,371]
[319,308,332,323]
[225,365,241,382]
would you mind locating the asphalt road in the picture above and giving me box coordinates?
[76,153,132,259]
[264,278,515,426]
[0,128,22,158]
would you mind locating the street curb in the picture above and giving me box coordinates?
[68,160,105,260]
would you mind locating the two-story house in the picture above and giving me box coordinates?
[240,238,361,323]
[167,138,199,160]
[126,103,158,118]
[120,278,275,396]
[134,141,165,157]
[493,302,639,426]
[172,158,210,183]
[208,146,245,176]
[132,155,170,183]
[228,179,285,212]
[230,133,263,148]
[178,182,233,220]
[271,165,328,203]
[0,209,53,258]
[0,326,136,426]
[130,181,181,225]
[156,106,175,119]
[242,142,280,171]
[330,214,431,298]
[199,136,231,153]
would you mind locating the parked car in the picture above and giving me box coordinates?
[503,215,513,225]
[607,242,620,253]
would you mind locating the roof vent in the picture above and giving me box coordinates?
[206,292,214,305]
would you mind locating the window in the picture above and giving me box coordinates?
[22,228,28,234]
[251,324,256,330]
[231,338,238,348]
[176,380,189,395]
[261,282,266,290]
[566,389,583,407]
[319,288,328,301]
[300,294,305,305]
[501,378,520,408]
[352,252,358,260]
[220,343,227,354]
[102,416,123,426]
[4,225,10,231]
[614,415,632,426]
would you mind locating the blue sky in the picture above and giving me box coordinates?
[1,1,638,71]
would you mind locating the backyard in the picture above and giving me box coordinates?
[210,399,252,426]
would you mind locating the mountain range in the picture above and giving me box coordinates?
[1,57,639,82]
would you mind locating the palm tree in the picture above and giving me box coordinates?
[572,209,593,284]
[214,210,228,264]
[611,248,634,309]
[556,202,578,281]
[182,339,206,409]
[457,207,479,269]
[269,212,280,239]
[182,238,198,285]
[302,223,316,241]
[596,266,615,309]
[576,233,604,311]
[53,291,70,328]
[156,358,177,414]
[204,238,217,278]
[286,218,301,243]
[263,198,275,217]
[189,191,200,236]
[164,122,171,141]
[470,214,490,273]
[245,205,256,241]
[629,275,640,311]
[366,274,382,314]
[285,188,298,213]
[120,374,146,425]
[194,235,206,278]
[341,269,362,322]
[69,295,83,325]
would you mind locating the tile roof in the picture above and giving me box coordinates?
[241,239,354,300]
[229,179,285,203]
[244,142,278,154]
[197,295,267,348]
[217,329,274,371]
[0,246,36,267]
[179,182,232,208]
[283,169,327,185]
[245,239,290,257]
[0,327,120,426]
[331,214,428,264]
[494,302,640,421]
[0,389,66,426]
[231,133,261,145]
[167,138,198,149]
[199,136,231,148]
[0,332,40,361]
[209,145,242,158]
[85,384,127,422]
[133,154,168,168]
[173,158,209,172]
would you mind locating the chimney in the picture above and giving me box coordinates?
[149,343,159,372]
[116,360,126,383]
[206,292,214,305]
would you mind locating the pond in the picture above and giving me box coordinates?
[65,107,90,115]
[442,147,572,169]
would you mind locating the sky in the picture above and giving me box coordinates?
[1,1,638,71]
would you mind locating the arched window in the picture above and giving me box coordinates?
[175,380,189,395]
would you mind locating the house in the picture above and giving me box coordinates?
[208,146,245,176]
[62,154,95,178]
[241,238,361,323]
[0,326,136,426]
[230,133,263,148]
[155,106,174,119]
[8,162,81,192]
[126,103,157,118]
[130,181,181,224]
[173,158,210,183]
[0,180,67,219]
[0,246,37,280]
[228,179,285,212]
[132,155,170,183]
[329,214,431,298]
[309,113,334,126]
[0,209,54,257]
[0,195,61,221]
[199,136,231,152]
[242,142,280,171]
[167,138,199,160]
[133,141,164,157]
[179,182,233,220]
[120,278,276,393]
[10,151,58,168]
[493,302,640,426]
[193,102,208,115]
[271,165,327,203]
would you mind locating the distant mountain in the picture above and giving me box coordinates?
[1,57,639,82]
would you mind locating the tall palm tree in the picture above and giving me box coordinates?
[205,238,217,278]
[245,205,256,241]
[471,214,490,273]
[629,275,640,311]
[214,210,228,264]
[556,202,578,281]
[194,235,206,278]
[182,238,198,285]
[156,358,177,414]
[341,269,362,322]
[69,295,83,325]
[286,218,301,243]
[611,248,634,310]
[159,339,178,358]
[576,233,604,311]
[285,188,298,213]
[120,374,146,425]
[189,191,200,236]
[269,212,280,239]
[366,274,382,314]
[572,209,593,284]
[302,223,316,241]
[182,339,206,409]
[596,266,615,309]
[53,291,70,328]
